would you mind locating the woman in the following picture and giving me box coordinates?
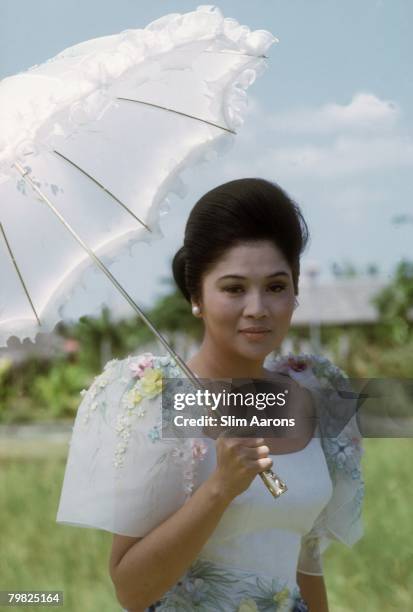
[57,178,364,611]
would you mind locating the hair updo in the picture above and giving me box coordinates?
[172,178,309,303]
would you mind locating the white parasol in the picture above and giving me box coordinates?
[0,6,286,498]
[0,6,275,349]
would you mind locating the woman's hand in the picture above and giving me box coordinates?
[209,434,272,503]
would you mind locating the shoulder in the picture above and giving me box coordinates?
[70,351,198,490]
[80,353,181,406]
[266,352,348,389]
[268,351,364,465]
[88,352,182,385]
[76,352,183,451]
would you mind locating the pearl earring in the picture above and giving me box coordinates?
[192,305,201,316]
[294,298,299,310]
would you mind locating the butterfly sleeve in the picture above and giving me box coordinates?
[56,355,194,537]
[283,356,365,576]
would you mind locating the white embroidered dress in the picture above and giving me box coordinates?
[56,353,365,612]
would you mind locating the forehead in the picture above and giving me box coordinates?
[206,241,291,278]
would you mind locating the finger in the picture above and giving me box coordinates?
[220,437,266,451]
[246,457,273,472]
[221,425,263,440]
[218,430,265,445]
[241,437,266,447]
[241,445,270,459]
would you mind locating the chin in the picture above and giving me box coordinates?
[235,335,283,362]
[236,343,272,362]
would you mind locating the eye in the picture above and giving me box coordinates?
[268,283,286,293]
[223,285,244,294]
[223,284,287,294]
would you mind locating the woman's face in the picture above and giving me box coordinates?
[195,241,296,364]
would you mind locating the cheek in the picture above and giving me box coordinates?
[203,295,240,326]
[271,292,295,312]
[280,298,295,317]
[270,297,295,329]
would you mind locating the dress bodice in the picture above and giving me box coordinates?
[195,434,333,580]
[148,434,333,611]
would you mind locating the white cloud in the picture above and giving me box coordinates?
[223,93,413,182]
[269,93,400,135]
[267,135,413,179]
[218,133,413,182]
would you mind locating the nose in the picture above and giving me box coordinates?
[243,290,269,319]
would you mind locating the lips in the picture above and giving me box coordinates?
[240,327,271,342]
[239,327,271,333]
[239,328,271,342]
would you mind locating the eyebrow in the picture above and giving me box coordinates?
[217,272,290,281]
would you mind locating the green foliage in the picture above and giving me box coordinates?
[321,325,413,378]
[0,357,52,424]
[31,361,91,420]
[0,359,92,424]
[319,260,413,378]
[149,287,202,339]
[58,307,152,372]
[372,260,413,346]
[0,358,12,404]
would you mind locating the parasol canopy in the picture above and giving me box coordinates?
[0,5,276,348]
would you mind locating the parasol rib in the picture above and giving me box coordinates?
[53,150,151,232]
[117,98,237,134]
[13,162,285,501]
[0,222,40,325]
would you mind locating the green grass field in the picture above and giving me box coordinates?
[0,439,412,612]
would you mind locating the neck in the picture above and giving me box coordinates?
[186,337,269,379]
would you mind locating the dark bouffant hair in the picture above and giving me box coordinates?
[172,178,309,302]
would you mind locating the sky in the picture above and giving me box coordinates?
[1,0,412,308]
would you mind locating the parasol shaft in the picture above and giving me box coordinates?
[14,161,286,500]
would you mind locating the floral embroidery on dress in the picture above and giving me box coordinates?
[148,423,161,443]
[272,352,347,388]
[323,435,361,477]
[140,367,163,397]
[113,356,172,467]
[238,599,259,612]
[79,358,119,425]
[157,558,239,611]
[129,352,155,378]
[183,439,208,496]
[238,576,308,612]
[78,354,208,488]
[152,558,309,611]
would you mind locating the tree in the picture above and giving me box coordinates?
[373,260,413,345]
[149,286,202,339]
